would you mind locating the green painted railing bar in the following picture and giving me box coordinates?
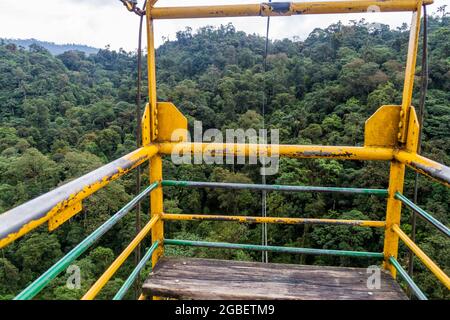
[162,180,388,195]
[164,239,384,259]
[395,192,450,238]
[389,256,427,300]
[113,241,159,300]
[14,182,158,300]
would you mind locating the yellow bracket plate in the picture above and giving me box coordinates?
[142,103,151,145]
[48,202,82,231]
[406,106,419,153]
[156,102,188,142]
[364,105,401,148]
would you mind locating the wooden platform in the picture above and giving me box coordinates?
[142,257,407,300]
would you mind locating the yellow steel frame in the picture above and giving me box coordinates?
[398,1,422,143]
[150,0,433,19]
[162,213,386,228]
[158,142,394,160]
[383,160,406,276]
[142,0,445,288]
[393,224,450,289]
[2,0,450,300]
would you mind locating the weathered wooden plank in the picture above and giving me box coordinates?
[142,257,407,300]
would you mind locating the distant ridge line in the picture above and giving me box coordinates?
[1,38,100,55]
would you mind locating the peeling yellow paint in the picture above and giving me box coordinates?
[162,213,386,228]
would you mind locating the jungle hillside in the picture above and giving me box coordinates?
[0,12,449,299]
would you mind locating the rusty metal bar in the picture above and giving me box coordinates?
[389,256,427,300]
[0,145,158,249]
[162,180,388,195]
[394,150,450,187]
[150,1,433,20]
[162,213,386,228]
[395,192,450,237]
[158,142,394,161]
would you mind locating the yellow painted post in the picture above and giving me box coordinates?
[146,2,164,269]
[383,160,406,277]
[398,2,422,143]
[138,293,146,300]
[146,4,158,141]
[150,155,164,267]
[385,1,422,278]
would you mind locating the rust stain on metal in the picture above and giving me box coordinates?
[294,150,354,158]
[209,10,225,15]
[163,214,385,228]
[261,2,291,15]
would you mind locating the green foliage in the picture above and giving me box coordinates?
[0,258,19,295]
[1,13,449,299]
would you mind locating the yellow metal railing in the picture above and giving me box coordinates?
[2,0,449,300]
[392,224,450,290]
[82,215,160,300]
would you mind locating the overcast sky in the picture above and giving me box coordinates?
[0,0,445,51]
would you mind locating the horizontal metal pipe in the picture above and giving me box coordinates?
[388,256,427,300]
[0,145,158,249]
[392,224,450,290]
[162,213,386,228]
[151,0,433,19]
[14,183,158,300]
[164,239,384,259]
[113,241,159,300]
[394,150,450,187]
[395,192,450,238]
[162,180,388,196]
[158,142,394,161]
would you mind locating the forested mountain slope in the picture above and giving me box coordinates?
[0,15,449,299]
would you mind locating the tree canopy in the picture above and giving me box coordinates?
[0,13,449,299]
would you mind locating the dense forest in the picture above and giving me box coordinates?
[0,11,449,300]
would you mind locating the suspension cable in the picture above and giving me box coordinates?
[133,0,147,299]
[118,0,148,299]
[408,4,428,284]
[261,0,271,264]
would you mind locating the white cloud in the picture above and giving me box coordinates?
[0,0,445,51]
